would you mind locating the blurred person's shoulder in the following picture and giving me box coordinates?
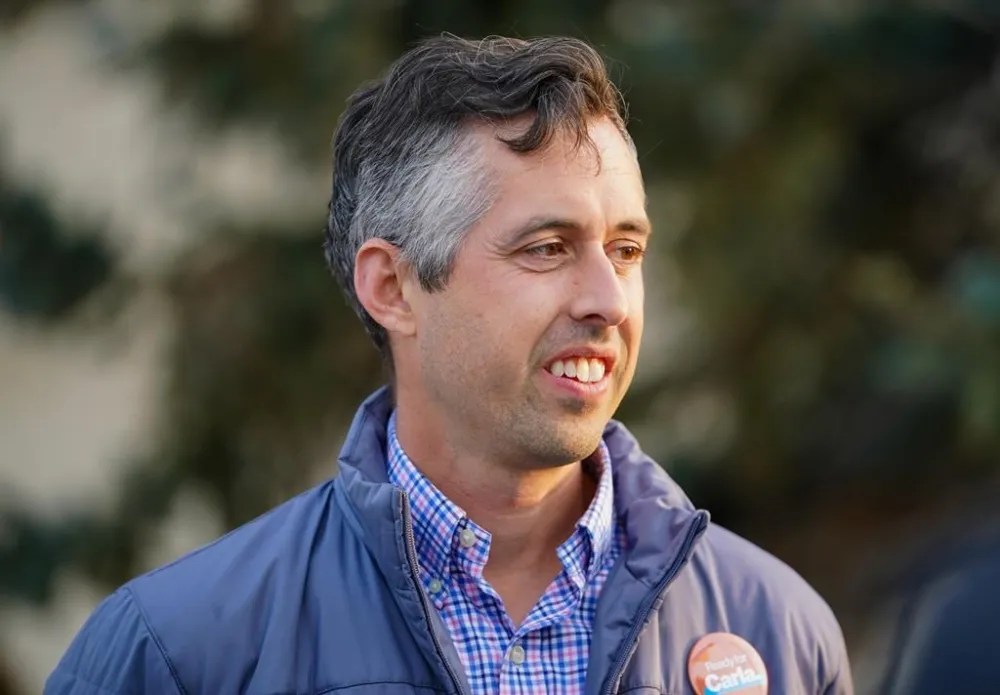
[879,527,1000,694]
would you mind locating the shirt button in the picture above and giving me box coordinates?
[459,528,477,548]
[509,644,526,665]
[428,578,443,594]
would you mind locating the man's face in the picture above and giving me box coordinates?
[404,117,648,468]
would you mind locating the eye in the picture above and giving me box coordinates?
[524,241,568,258]
[609,242,646,264]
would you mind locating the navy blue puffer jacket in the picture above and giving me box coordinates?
[47,388,853,694]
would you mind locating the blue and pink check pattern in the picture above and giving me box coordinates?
[387,412,623,695]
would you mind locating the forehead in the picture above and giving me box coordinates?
[468,117,644,194]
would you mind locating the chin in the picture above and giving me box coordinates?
[536,422,607,466]
[508,396,612,465]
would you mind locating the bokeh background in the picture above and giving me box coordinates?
[2,1,1000,693]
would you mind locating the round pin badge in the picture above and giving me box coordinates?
[687,632,768,695]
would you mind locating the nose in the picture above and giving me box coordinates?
[568,246,630,327]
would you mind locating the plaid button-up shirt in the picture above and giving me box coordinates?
[387,412,623,695]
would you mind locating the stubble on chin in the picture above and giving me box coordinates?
[504,400,607,469]
[530,424,605,468]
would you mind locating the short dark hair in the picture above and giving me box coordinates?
[324,35,630,359]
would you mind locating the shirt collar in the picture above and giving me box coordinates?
[386,410,616,583]
[386,412,470,582]
[572,440,616,580]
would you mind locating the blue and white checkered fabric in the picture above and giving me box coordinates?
[387,411,623,695]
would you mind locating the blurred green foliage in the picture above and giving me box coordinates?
[0,184,115,321]
[2,4,1000,688]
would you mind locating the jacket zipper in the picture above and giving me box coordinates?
[600,512,709,695]
[400,491,471,695]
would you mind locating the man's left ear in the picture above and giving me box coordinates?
[353,239,417,338]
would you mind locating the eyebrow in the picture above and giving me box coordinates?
[505,215,652,246]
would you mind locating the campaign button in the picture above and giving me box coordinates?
[687,632,768,695]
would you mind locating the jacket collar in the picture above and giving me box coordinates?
[335,387,708,587]
[600,417,707,584]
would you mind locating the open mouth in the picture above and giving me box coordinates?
[545,357,608,384]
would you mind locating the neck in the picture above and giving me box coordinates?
[393,406,597,571]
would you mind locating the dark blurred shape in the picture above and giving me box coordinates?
[0,186,115,321]
[881,532,1000,694]
[0,462,182,605]
[799,381,960,487]
[0,0,50,24]
[0,508,78,605]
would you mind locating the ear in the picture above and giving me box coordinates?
[354,238,417,338]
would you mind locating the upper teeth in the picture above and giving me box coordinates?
[548,357,606,383]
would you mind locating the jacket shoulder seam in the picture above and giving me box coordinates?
[121,586,188,695]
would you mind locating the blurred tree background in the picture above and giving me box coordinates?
[2,1,1000,692]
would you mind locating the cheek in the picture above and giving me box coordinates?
[474,273,560,334]
[444,258,575,360]
[422,291,503,370]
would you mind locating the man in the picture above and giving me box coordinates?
[48,36,853,694]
